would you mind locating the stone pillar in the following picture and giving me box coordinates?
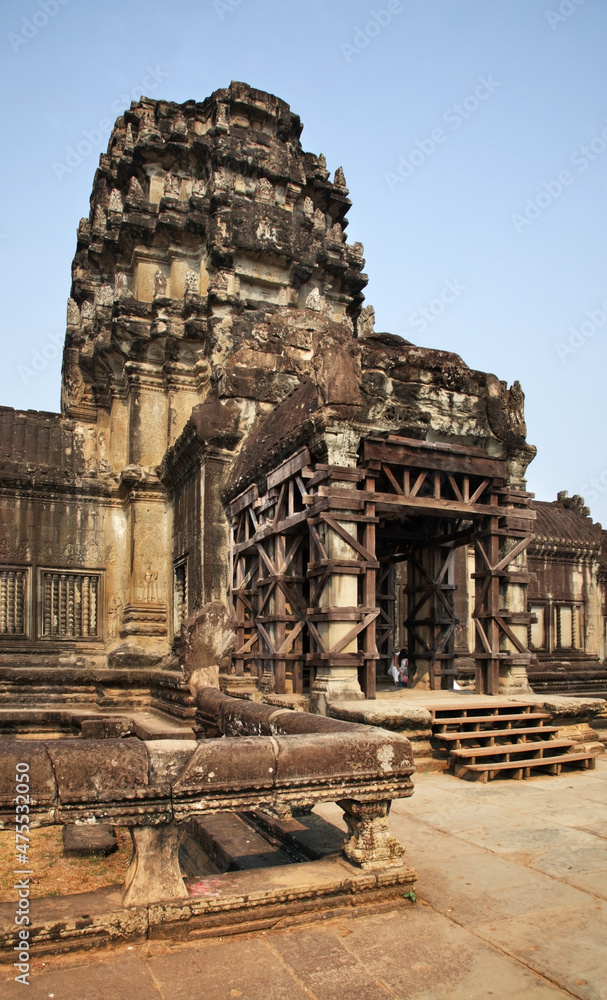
[338,799,405,870]
[164,362,207,448]
[122,823,185,906]
[120,484,169,653]
[202,451,234,606]
[310,511,365,714]
[499,533,533,694]
[126,362,168,468]
[108,386,129,474]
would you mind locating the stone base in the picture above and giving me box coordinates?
[218,673,263,701]
[121,603,168,637]
[62,824,117,858]
[0,858,417,957]
[310,676,364,716]
[498,665,532,695]
[263,692,310,713]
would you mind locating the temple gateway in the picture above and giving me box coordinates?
[1,82,606,717]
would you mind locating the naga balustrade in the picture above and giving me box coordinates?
[0,689,415,906]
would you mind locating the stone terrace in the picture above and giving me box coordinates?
[1,760,605,999]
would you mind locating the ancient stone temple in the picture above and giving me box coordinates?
[0,82,544,713]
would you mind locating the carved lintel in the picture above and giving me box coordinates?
[337,798,405,870]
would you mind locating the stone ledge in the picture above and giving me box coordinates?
[511,693,607,718]
[0,857,416,957]
[327,700,433,729]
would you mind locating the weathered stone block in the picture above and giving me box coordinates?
[62,823,118,857]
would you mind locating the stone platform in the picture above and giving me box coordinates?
[0,855,416,956]
[1,762,605,1000]
[328,689,607,771]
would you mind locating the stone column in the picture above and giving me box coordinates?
[108,385,129,474]
[122,823,185,906]
[312,513,363,708]
[120,483,169,654]
[164,362,207,448]
[338,799,405,870]
[125,362,168,468]
[499,533,533,694]
[307,430,371,712]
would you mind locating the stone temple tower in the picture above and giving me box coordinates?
[62,81,367,454]
[0,83,537,714]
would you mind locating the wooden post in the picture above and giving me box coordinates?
[362,474,377,699]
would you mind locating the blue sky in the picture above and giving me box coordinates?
[1,0,606,521]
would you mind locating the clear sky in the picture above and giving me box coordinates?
[1,0,606,521]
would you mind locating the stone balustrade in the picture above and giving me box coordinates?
[0,689,415,906]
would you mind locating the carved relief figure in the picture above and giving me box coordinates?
[97,431,111,472]
[255,176,275,204]
[115,271,132,300]
[209,271,229,293]
[66,298,80,328]
[107,592,124,638]
[357,304,375,338]
[62,365,85,410]
[334,166,347,188]
[154,269,168,298]
[72,424,86,468]
[127,176,145,201]
[108,188,123,212]
[142,565,159,602]
[305,287,322,312]
[95,284,114,307]
[312,208,325,231]
[507,380,527,436]
[84,428,97,471]
[184,270,199,294]
[164,173,181,199]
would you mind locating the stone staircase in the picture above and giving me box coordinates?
[431,701,599,782]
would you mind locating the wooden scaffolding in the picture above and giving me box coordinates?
[228,435,536,697]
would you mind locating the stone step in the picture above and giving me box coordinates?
[129,713,195,741]
[178,828,221,878]
[454,751,598,782]
[186,814,294,872]
[433,712,551,732]
[249,809,345,862]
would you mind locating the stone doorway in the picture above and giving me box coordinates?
[228,435,536,704]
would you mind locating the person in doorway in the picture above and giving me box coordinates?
[388,652,400,685]
[389,649,408,686]
[397,649,408,687]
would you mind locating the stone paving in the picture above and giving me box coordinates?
[1,760,605,1000]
